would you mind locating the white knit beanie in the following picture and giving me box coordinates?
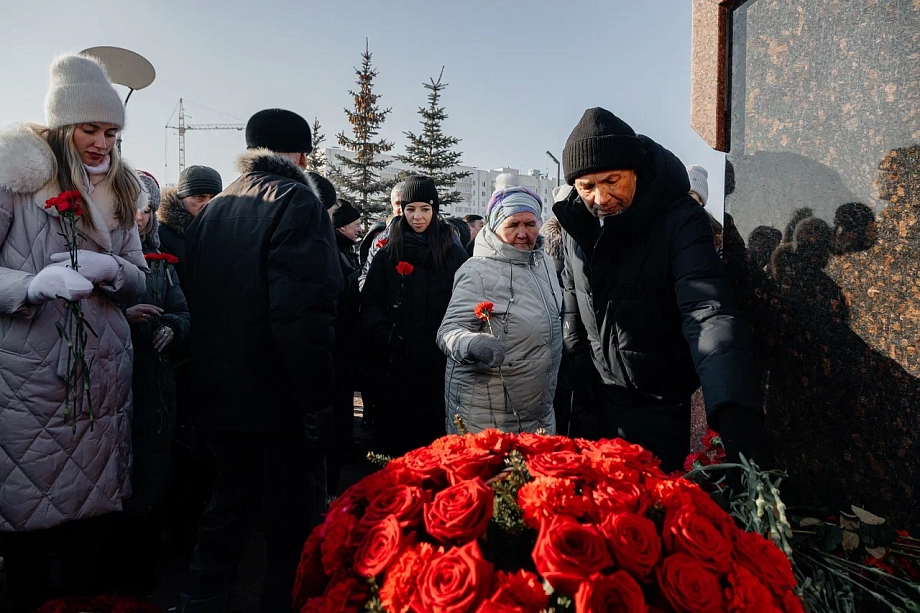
[686,165,709,206]
[44,53,125,129]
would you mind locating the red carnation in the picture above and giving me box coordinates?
[702,429,723,452]
[396,261,414,276]
[684,451,712,472]
[44,190,84,216]
[474,301,495,321]
[376,237,388,249]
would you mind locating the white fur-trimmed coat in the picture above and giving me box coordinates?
[0,124,147,532]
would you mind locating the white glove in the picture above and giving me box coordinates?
[50,250,119,284]
[27,266,94,304]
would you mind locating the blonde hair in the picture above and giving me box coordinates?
[39,124,140,232]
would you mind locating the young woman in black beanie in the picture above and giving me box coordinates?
[361,175,468,455]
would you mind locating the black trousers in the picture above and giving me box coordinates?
[182,429,320,613]
[0,515,114,613]
[596,386,692,473]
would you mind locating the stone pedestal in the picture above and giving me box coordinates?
[692,0,920,531]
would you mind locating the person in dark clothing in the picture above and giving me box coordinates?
[446,215,471,249]
[157,165,223,290]
[306,170,338,211]
[113,171,191,597]
[553,107,767,473]
[464,214,484,256]
[182,108,342,613]
[362,176,468,456]
[156,164,222,562]
[328,198,362,493]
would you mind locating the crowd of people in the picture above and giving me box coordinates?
[1,53,772,612]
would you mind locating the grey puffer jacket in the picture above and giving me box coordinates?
[0,124,147,532]
[438,226,562,434]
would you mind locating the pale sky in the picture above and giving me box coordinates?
[0,0,725,214]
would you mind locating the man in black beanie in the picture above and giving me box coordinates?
[182,109,342,613]
[553,107,768,474]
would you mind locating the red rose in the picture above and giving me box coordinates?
[442,447,505,485]
[574,571,649,613]
[363,484,427,528]
[381,542,437,613]
[532,515,614,595]
[514,432,577,456]
[657,553,724,613]
[414,540,493,613]
[393,447,446,484]
[601,512,662,580]
[589,481,647,517]
[518,477,593,529]
[354,515,410,577]
[527,451,592,480]
[725,566,782,612]
[732,530,797,593]
[483,569,549,612]
[396,261,414,276]
[292,528,328,609]
[662,505,732,574]
[578,438,662,475]
[425,477,494,545]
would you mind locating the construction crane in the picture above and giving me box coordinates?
[165,98,244,178]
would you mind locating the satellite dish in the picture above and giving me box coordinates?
[81,46,155,91]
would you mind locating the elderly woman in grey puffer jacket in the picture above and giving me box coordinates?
[438,186,562,434]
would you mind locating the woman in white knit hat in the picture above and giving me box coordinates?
[0,53,147,610]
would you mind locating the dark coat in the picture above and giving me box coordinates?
[553,135,761,424]
[184,150,343,433]
[125,243,191,516]
[157,187,194,289]
[361,227,468,452]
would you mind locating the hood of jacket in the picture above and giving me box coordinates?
[473,224,546,264]
[236,148,323,200]
[541,217,564,259]
[157,186,194,236]
[0,123,145,252]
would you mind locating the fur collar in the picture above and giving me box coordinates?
[0,123,145,252]
[157,186,195,236]
[236,148,322,201]
[0,124,56,194]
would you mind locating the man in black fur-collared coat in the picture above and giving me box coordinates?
[182,109,343,613]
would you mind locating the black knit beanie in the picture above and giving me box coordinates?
[401,175,439,213]
[177,165,223,199]
[333,199,361,228]
[245,108,313,153]
[305,171,338,209]
[562,107,647,184]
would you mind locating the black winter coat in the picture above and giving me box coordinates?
[184,151,343,433]
[553,135,761,423]
[156,187,194,289]
[125,244,191,516]
[361,228,468,452]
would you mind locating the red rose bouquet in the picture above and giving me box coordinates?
[45,190,95,428]
[293,427,802,612]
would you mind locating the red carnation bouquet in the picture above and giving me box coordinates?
[143,252,180,306]
[293,426,803,612]
[45,190,95,428]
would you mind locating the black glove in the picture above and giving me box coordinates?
[717,404,773,469]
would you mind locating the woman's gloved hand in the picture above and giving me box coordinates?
[50,250,119,284]
[468,334,505,368]
[26,265,93,304]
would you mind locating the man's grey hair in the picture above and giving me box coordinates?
[391,181,406,206]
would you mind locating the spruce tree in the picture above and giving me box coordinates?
[397,67,471,208]
[327,39,394,222]
[306,117,326,172]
